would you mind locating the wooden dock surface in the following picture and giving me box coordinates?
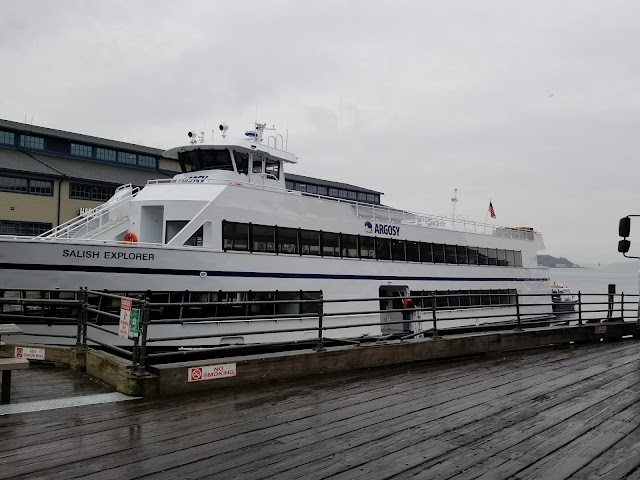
[3,340,640,479]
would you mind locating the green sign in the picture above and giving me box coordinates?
[129,308,140,338]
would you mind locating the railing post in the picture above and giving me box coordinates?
[515,291,522,332]
[314,298,325,352]
[81,288,88,349]
[75,288,84,348]
[135,297,151,376]
[621,292,625,321]
[578,291,583,326]
[431,295,439,338]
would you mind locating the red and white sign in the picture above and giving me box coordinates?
[15,347,45,360]
[119,297,132,338]
[188,363,237,382]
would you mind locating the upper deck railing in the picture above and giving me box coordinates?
[145,178,537,241]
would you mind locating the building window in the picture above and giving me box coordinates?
[71,143,93,158]
[69,183,115,201]
[0,220,52,236]
[19,135,44,150]
[29,180,53,196]
[0,175,28,193]
[91,186,116,201]
[328,188,340,197]
[96,148,117,162]
[118,151,137,165]
[0,131,15,145]
[138,155,156,168]
[70,183,92,200]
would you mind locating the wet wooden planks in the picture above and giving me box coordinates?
[3,341,640,479]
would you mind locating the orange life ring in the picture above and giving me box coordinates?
[123,232,138,243]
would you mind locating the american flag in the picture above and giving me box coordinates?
[489,201,496,219]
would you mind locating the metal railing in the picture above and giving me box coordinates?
[145,177,537,240]
[0,287,636,376]
[36,184,139,240]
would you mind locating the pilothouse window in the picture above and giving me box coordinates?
[178,149,233,172]
[252,155,263,173]
[233,151,249,175]
[265,159,280,180]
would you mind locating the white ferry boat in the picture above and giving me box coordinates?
[0,123,551,345]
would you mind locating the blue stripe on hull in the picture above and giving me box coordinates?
[0,262,549,282]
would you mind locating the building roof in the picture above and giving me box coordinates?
[0,118,384,196]
[0,148,172,186]
[286,172,383,195]
[0,119,164,156]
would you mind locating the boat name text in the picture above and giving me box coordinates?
[62,250,155,261]
[374,224,400,236]
[177,175,209,183]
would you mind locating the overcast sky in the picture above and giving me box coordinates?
[1,1,639,264]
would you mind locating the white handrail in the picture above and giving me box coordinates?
[39,185,139,239]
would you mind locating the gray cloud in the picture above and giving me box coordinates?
[1,0,639,264]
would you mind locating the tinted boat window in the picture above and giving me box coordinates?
[468,247,478,265]
[251,224,275,252]
[341,234,358,258]
[376,238,391,260]
[265,159,280,179]
[300,229,320,255]
[456,246,468,265]
[497,249,507,266]
[478,247,489,266]
[406,241,420,262]
[446,245,457,264]
[420,242,433,263]
[223,222,249,251]
[178,149,233,171]
[487,248,498,266]
[359,236,376,259]
[252,155,263,173]
[391,239,406,261]
[277,227,299,254]
[433,244,446,264]
[322,232,340,257]
[505,250,515,266]
[233,151,249,175]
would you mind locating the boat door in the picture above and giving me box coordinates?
[249,153,266,185]
[379,285,409,335]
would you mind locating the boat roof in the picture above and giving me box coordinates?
[162,138,298,164]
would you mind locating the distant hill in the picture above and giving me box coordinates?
[538,255,580,268]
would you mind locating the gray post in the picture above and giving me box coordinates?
[607,284,616,318]
[578,291,583,326]
[136,297,151,376]
[75,288,84,348]
[621,292,625,321]
[515,291,522,332]
[315,297,325,352]
[431,295,439,338]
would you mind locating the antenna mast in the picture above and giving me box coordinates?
[451,188,458,218]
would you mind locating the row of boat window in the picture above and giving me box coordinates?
[222,221,524,267]
[152,290,323,318]
[409,289,518,309]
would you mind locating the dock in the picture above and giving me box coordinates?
[2,339,640,479]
